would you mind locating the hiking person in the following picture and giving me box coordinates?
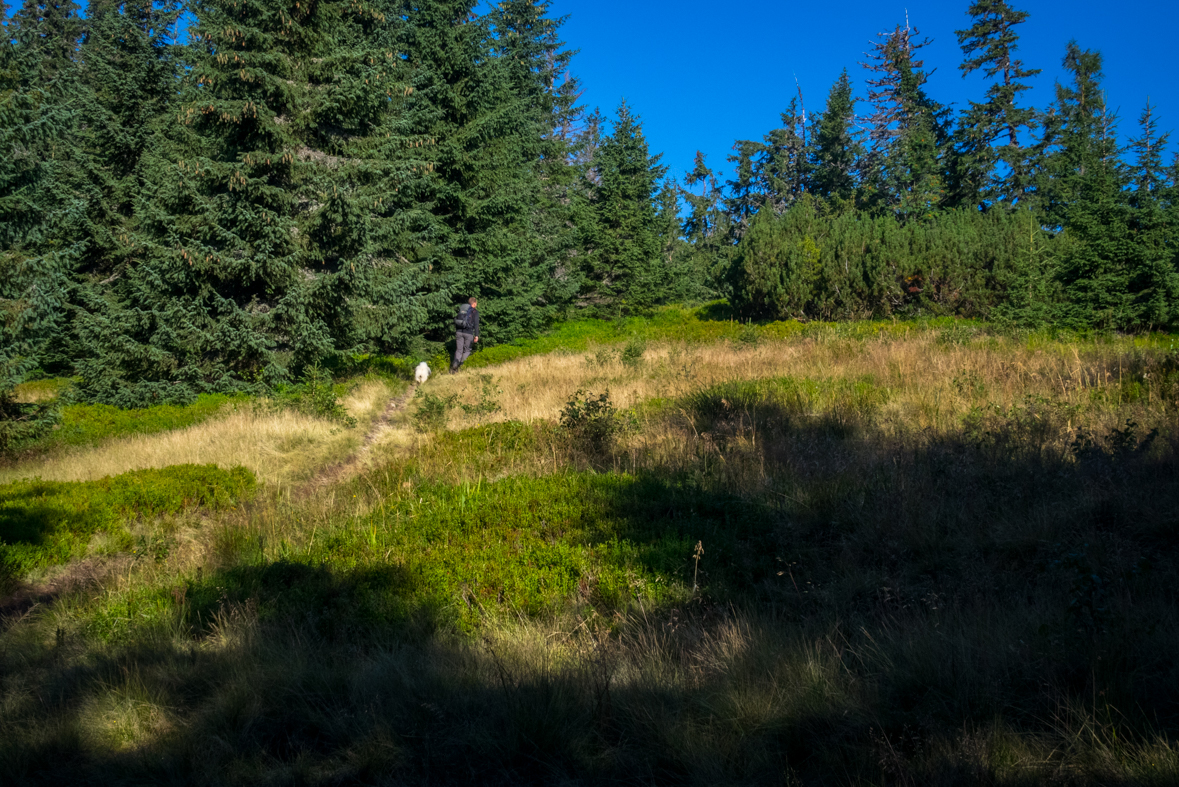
[451,297,480,373]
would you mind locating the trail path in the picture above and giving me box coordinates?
[1,381,420,625]
[297,381,418,496]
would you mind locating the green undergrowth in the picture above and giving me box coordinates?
[28,393,246,452]
[81,469,767,640]
[681,375,890,425]
[0,465,256,580]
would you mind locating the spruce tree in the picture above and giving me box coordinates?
[583,100,666,313]
[860,18,952,220]
[809,70,861,209]
[1040,43,1136,329]
[0,0,83,437]
[725,139,763,239]
[396,0,578,342]
[1124,101,1179,327]
[77,0,426,405]
[953,0,1040,209]
[758,97,810,213]
[681,150,732,294]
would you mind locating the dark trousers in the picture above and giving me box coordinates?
[453,332,475,370]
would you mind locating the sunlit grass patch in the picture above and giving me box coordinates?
[0,464,255,579]
[0,380,395,486]
[41,393,247,451]
[11,378,71,404]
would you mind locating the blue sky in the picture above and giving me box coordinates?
[553,0,1179,183]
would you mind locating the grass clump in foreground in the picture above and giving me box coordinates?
[2,324,1179,784]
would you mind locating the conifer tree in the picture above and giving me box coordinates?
[0,13,63,445]
[0,0,82,427]
[583,100,666,313]
[809,70,861,209]
[1124,101,1179,326]
[681,151,732,297]
[76,0,184,269]
[757,97,810,213]
[1039,43,1137,329]
[725,139,763,239]
[77,0,425,405]
[860,18,952,220]
[395,0,579,342]
[953,0,1040,208]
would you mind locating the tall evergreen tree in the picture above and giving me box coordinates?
[1039,43,1137,329]
[809,70,861,209]
[725,138,762,239]
[860,18,952,220]
[681,151,732,297]
[396,0,580,343]
[582,100,666,313]
[757,97,809,213]
[1124,101,1179,326]
[953,0,1040,208]
[77,0,426,405]
[0,3,75,444]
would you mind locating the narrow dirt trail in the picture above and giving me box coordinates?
[1,382,421,625]
[296,381,418,496]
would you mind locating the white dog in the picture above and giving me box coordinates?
[413,361,431,384]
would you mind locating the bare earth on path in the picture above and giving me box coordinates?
[297,382,418,496]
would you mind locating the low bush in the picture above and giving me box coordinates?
[272,365,357,427]
[411,390,459,433]
[459,374,502,418]
[619,336,647,369]
[560,389,619,458]
[0,465,256,576]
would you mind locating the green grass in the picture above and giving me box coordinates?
[465,302,1179,370]
[34,393,245,451]
[11,378,71,402]
[0,464,256,578]
[80,465,751,639]
[4,320,1179,784]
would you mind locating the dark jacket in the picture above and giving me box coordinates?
[459,307,479,336]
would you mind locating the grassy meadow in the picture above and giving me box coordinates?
[2,307,1179,785]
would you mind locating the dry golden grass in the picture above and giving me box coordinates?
[0,380,393,487]
[420,333,1171,439]
[11,379,66,403]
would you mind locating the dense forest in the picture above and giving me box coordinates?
[2,0,1177,428]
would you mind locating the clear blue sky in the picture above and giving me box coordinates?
[553,0,1179,183]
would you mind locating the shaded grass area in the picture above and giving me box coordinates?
[3,331,1179,784]
[0,465,256,579]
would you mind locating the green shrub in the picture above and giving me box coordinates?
[412,391,458,433]
[0,465,256,576]
[273,365,357,427]
[459,375,502,418]
[619,336,647,369]
[560,389,619,457]
[0,394,60,454]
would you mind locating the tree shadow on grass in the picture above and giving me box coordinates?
[4,411,1179,785]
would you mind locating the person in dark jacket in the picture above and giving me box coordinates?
[451,297,480,373]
